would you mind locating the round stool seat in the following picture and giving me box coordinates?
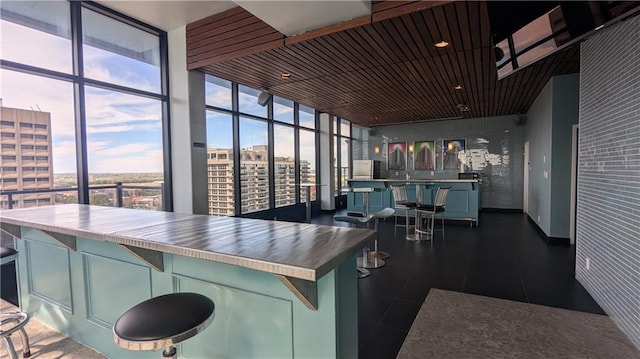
[113,293,214,352]
[371,208,395,219]
[1,247,18,265]
[333,214,373,225]
[1,247,17,259]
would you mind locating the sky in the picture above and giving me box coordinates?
[1,3,326,175]
[1,5,164,174]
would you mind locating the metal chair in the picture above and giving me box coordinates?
[390,185,417,239]
[415,187,450,241]
[1,247,32,359]
[113,293,214,359]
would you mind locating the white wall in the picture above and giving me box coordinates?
[168,26,207,214]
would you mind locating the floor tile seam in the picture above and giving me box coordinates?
[375,289,405,328]
[460,248,471,292]
[376,322,410,333]
[513,253,531,303]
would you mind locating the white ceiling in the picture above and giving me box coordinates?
[97,1,237,31]
[98,0,372,36]
[234,0,371,36]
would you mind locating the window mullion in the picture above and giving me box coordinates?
[70,1,89,205]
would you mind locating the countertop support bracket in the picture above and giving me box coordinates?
[276,275,318,311]
[0,223,21,239]
[42,230,77,251]
[120,245,164,272]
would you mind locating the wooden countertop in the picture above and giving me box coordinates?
[0,204,374,282]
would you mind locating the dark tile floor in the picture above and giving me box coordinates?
[315,210,604,359]
[0,211,604,359]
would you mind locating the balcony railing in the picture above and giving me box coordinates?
[0,182,164,210]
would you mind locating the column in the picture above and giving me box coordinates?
[319,112,335,210]
[168,26,208,214]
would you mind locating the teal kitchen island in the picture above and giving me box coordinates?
[0,204,374,358]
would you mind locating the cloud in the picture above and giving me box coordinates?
[87,123,159,134]
[83,48,160,93]
[205,86,232,108]
[97,143,158,157]
[90,149,163,173]
[0,20,72,74]
[51,140,77,173]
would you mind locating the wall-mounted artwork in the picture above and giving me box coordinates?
[414,140,435,171]
[442,139,466,170]
[387,142,406,170]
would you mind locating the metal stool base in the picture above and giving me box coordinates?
[369,251,390,259]
[357,267,370,278]
[358,257,385,269]
[1,312,32,359]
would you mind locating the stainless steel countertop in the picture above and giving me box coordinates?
[0,204,374,281]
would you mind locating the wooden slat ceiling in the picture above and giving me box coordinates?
[186,1,580,127]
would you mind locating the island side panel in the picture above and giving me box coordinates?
[14,226,357,358]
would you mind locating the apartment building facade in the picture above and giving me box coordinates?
[0,105,54,209]
[207,146,311,216]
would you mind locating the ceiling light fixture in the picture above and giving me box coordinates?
[340,100,349,106]
[280,72,291,80]
[434,40,449,48]
[454,84,463,90]
[456,103,470,112]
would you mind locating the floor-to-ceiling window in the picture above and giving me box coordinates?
[351,124,368,161]
[339,119,351,191]
[205,76,234,216]
[0,1,170,211]
[204,75,323,216]
[273,96,295,208]
[333,117,351,196]
[299,104,316,201]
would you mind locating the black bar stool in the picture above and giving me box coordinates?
[113,292,214,358]
[1,247,32,359]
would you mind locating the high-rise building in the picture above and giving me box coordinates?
[206,146,311,216]
[0,104,54,209]
[206,148,235,216]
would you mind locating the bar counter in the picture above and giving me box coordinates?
[0,204,373,358]
[347,178,481,226]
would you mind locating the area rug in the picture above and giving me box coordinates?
[397,289,640,359]
[1,299,105,359]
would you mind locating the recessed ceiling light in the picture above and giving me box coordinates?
[454,84,463,90]
[340,100,349,106]
[434,40,449,48]
[280,72,291,80]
